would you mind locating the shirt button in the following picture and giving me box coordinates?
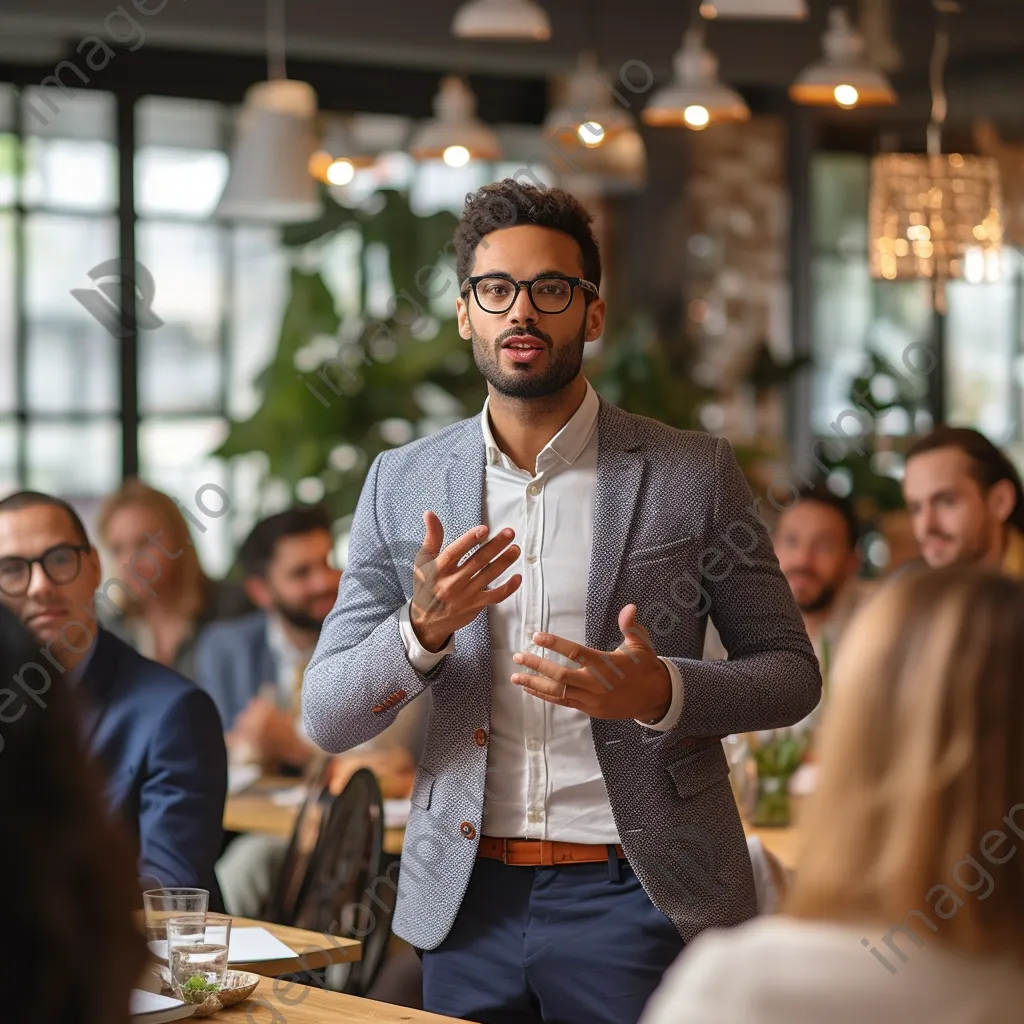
[460,821,477,840]
[474,728,487,747]
[527,483,540,497]
[527,738,541,752]
[527,808,543,824]
[526,554,537,563]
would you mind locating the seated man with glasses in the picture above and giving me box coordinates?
[0,490,227,900]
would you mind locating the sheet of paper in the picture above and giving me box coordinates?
[227,763,262,795]
[130,989,193,1022]
[384,798,411,828]
[149,926,297,964]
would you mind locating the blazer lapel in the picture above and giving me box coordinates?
[79,628,120,748]
[586,400,647,649]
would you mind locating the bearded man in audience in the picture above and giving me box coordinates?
[903,426,1024,576]
[0,490,226,899]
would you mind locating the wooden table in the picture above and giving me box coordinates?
[225,779,405,855]
[228,917,361,977]
[226,778,802,869]
[217,981,462,1023]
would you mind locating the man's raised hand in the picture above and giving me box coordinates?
[410,511,522,653]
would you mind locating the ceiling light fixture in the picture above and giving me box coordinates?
[869,0,1002,307]
[409,76,502,164]
[451,0,551,40]
[216,0,321,223]
[789,6,897,108]
[544,52,638,151]
[641,24,750,130]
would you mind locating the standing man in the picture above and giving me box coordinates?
[0,490,226,897]
[303,180,820,1024]
[903,425,1024,575]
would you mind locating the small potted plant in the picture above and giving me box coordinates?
[748,729,810,826]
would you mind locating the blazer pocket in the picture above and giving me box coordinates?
[666,744,730,800]
[628,535,694,569]
[410,767,436,810]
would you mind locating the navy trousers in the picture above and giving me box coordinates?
[421,853,685,1024]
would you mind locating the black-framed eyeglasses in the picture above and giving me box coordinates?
[0,544,91,597]
[462,273,599,315]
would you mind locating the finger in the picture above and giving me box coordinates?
[469,543,521,589]
[519,685,581,710]
[511,649,585,687]
[478,573,522,606]
[417,511,446,566]
[455,527,518,577]
[511,671,567,698]
[618,604,655,650]
[530,630,597,666]
[435,523,492,570]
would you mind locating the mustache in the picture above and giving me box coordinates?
[496,325,552,347]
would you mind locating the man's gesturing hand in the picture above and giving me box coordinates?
[410,511,522,653]
[510,604,673,722]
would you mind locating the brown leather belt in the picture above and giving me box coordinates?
[478,836,626,867]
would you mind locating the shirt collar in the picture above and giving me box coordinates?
[480,379,600,471]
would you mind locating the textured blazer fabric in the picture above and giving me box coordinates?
[303,396,821,951]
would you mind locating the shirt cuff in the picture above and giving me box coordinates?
[398,599,453,673]
[636,658,684,732]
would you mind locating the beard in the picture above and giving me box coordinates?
[471,320,586,400]
[796,583,837,614]
[273,597,330,634]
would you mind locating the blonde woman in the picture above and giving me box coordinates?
[97,479,249,678]
[641,565,1024,1024]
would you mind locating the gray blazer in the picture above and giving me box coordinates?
[303,397,820,950]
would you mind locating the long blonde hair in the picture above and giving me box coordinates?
[786,565,1024,959]
[96,478,208,621]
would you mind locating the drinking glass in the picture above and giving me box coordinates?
[142,887,209,944]
[167,913,232,999]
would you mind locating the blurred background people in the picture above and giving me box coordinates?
[641,565,1024,1024]
[0,603,148,1024]
[706,485,873,692]
[196,505,342,772]
[205,505,421,918]
[903,426,1024,575]
[0,490,228,898]
[97,478,250,678]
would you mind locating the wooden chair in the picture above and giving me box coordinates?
[268,763,391,996]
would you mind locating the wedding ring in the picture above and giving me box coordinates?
[561,684,567,699]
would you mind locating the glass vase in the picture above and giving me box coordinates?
[751,773,792,827]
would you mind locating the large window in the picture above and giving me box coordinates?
[811,152,1024,450]
[0,85,558,572]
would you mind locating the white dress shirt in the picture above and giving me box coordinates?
[399,381,684,843]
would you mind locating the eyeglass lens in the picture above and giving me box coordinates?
[475,277,574,314]
[0,545,83,596]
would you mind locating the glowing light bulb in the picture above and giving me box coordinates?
[308,150,333,182]
[325,158,355,186]
[577,121,606,147]
[833,83,859,108]
[443,145,471,167]
[683,105,710,129]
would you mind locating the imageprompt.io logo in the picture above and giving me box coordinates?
[71,258,164,338]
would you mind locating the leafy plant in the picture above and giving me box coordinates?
[179,974,220,1004]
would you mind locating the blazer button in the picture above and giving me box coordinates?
[473,728,487,747]
[459,821,477,840]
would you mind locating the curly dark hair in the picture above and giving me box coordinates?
[453,178,602,289]
[0,607,148,1024]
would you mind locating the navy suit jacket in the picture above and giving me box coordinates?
[194,611,276,733]
[81,628,227,897]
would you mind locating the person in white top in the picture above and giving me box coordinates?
[303,179,820,1024]
[641,564,1024,1024]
